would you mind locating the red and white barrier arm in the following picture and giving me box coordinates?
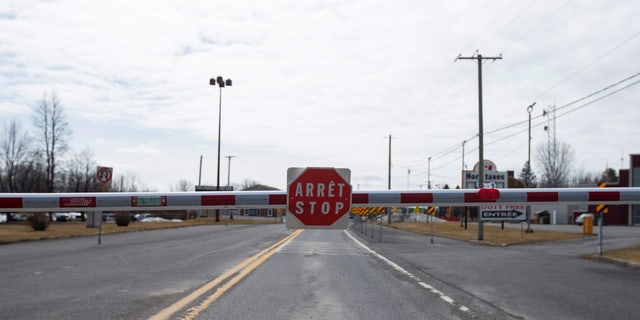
[0,191,287,213]
[353,188,640,206]
[1,188,640,213]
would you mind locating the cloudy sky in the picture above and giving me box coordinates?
[1,0,638,192]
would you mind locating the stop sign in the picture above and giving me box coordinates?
[286,167,352,229]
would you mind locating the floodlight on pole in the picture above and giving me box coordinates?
[210,75,232,222]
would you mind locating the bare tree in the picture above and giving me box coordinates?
[171,179,194,192]
[535,140,574,187]
[240,179,261,190]
[33,91,72,192]
[570,167,597,187]
[0,120,31,192]
[109,171,156,192]
[13,149,47,192]
[63,148,100,192]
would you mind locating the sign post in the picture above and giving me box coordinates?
[597,182,607,255]
[285,167,352,229]
[95,166,113,244]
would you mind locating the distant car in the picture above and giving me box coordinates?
[9,213,27,221]
[68,212,82,220]
[53,212,71,222]
[575,213,594,225]
[134,213,152,221]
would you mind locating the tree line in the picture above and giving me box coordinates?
[2,92,619,194]
[0,91,155,193]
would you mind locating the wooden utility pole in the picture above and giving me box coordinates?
[456,52,502,241]
[387,134,392,190]
[386,134,393,224]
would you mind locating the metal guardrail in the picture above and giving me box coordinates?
[1,187,640,213]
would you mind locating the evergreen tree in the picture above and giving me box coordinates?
[518,161,537,188]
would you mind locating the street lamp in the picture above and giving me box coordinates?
[210,75,232,222]
[526,102,535,233]
[527,102,536,178]
[427,156,432,189]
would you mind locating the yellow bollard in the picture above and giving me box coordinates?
[582,215,593,234]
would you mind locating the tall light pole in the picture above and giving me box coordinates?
[210,75,232,222]
[225,155,236,187]
[526,102,535,233]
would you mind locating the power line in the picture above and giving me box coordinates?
[484,71,640,137]
[532,31,640,103]
[480,0,538,50]
[460,0,517,54]
[500,0,571,55]
[424,71,640,183]
[556,77,640,119]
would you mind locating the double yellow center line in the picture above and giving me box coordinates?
[150,229,304,320]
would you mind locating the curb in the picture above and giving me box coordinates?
[590,255,640,269]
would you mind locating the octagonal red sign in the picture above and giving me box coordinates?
[286,167,352,229]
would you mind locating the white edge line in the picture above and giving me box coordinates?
[344,230,473,315]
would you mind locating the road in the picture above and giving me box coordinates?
[1,223,639,319]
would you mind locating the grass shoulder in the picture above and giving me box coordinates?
[389,221,586,246]
[390,221,640,265]
[0,217,280,244]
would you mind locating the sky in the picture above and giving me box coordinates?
[1,0,639,192]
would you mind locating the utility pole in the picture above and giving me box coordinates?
[387,134,392,190]
[461,140,466,187]
[198,155,203,187]
[461,141,465,227]
[386,134,392,224]
[456,52,502,241]
[427,156,432,189]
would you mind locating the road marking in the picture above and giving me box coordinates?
[149,229,304,320]
[344,230,474,316]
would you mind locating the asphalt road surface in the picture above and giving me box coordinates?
[1,223,639,319]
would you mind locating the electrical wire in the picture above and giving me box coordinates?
[484,71,640,137]
[424,71,640,183]
[532,31,640,103]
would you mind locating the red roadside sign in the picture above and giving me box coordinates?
[96,166,113,184]
[286,167,352,229]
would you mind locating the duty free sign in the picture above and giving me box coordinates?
[480,203,526,221]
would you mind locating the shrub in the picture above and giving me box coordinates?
[29,214,50,231]
[115,212,131,227]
